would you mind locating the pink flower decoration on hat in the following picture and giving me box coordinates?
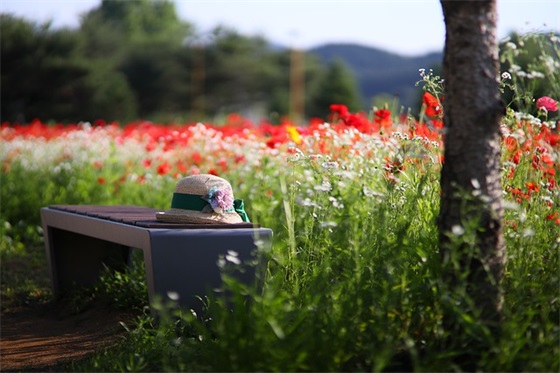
[207,186,234,214]
[536,96,558,112]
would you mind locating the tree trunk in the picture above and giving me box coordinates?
[438,0,506,355]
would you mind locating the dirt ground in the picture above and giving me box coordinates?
[0,301,137,372]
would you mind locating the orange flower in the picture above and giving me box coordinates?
[526,182,540,193]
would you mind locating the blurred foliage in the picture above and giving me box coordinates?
[2,0,554,124]
[499,31,560,114]
[307,59,363,117]
[1,0,362,124]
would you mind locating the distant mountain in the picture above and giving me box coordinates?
[308,43,443,110]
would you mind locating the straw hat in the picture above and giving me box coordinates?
[156,174,249,224]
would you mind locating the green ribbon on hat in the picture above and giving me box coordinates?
[233,199,250,222]
[171,193,250,222]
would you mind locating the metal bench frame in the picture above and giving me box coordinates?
[41,205,272,316]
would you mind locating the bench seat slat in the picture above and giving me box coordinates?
[49,205,258,228]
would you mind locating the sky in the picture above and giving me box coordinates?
[1,0,559,56]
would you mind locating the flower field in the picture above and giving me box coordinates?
[2,92,558,231]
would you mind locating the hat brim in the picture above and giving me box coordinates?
[155,208,243,224]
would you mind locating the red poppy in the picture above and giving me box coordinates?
[512,150,522,165]
[191,152,202,165]
[329,104,349,117]
[145,141,157,152]
[344,113,362,128]
[218,158,228,172]
[384,157,404,174]
[546,212,560,225]
[541,153,554,166]
[235,154,245,164]
[423,92,442,117]
[176,162,187,173]
[157,162,171,175]
[375,109,391,120]
[374,109,392,128]
[423,92,439,107]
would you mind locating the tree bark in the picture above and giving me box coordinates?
[438,0,506,353]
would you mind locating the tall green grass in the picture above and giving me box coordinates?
[77,145,557,371]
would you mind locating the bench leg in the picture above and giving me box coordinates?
[45,227,132,297]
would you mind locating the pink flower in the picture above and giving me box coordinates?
[208,187,233,214]
[536,96,558,112]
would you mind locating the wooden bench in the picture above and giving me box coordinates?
[41,205,272,316]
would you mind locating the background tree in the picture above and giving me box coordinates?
[78,0,193,121]
[79,0,190,53]
[307,59,363,118]
[438,0,506,368]
[0,14,137,123]
[0,15,87,122]
[1,1,362,123]
[201,27,281,118]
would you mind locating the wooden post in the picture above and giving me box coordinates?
[289,48,305,125]
[192,45,206,120]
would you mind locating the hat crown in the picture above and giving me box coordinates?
[156,173,248,224]
[174,174,233,196]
